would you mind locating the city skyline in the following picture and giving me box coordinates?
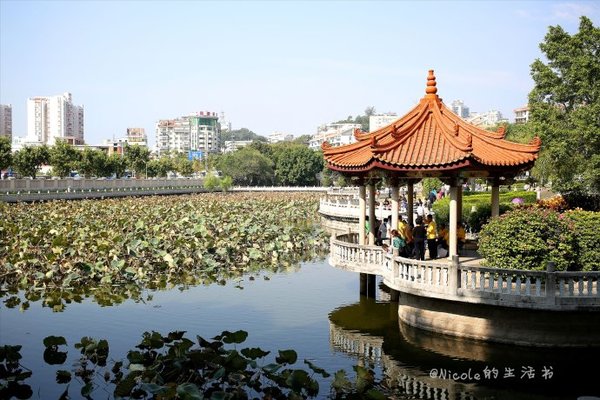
[1,1,598,149]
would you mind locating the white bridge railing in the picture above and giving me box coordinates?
[330,233,600,310]
[319,198,408,220]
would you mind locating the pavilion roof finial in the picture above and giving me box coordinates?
[425,69,437,95]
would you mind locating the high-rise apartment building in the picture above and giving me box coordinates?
[0,104,12,141]
[26,92,84,145]
[451,100,470,119]
[156,111,220,156]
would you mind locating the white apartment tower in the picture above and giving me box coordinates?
[156,112,220,155]
[27,92,84,145]
[0,104,12,141]
[451,100,470,119]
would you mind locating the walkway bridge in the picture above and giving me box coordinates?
[329,232,600,346]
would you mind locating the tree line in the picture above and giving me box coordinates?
[0,137,327,186]
[0,139,195,179]
[210,140,325,186]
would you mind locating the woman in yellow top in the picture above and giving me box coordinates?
[458,223,466,253]
[397,216,413,256]
[438,223,449,250]
[425,215,437,259]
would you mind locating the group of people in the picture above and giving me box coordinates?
[375,214,466,261]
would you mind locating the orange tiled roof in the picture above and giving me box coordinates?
[322,70,541,174]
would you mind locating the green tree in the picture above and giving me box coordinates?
[220,175,233,192]
[421,178,443,197]
[217,147,274,186]
[78,148,109,178]
[156,156,174,177]
[203,174,221,191]
[174,153,193,176]
[249,140,274,159]
[336,106,374,132]
[529,16,600,192]
[124,145,151,178]
[107,153,127,178]
[221,128,267,142]
[13,145,49,178]
[275,146,324,186]
[364,106,376,116]
[293,135,312,146]
[49,140,80,177]
[0,136,12,173]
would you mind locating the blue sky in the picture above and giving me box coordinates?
[1,1,598,148]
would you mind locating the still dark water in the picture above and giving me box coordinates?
[1,259,599,399]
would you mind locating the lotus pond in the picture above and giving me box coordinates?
[1,193,599,399]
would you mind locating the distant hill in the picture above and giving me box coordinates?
[221,128,267,142]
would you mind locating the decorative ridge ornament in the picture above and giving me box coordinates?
[425,69,438,95]
[497,125,506,138]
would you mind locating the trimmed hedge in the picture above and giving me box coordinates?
[432,190,537,232]
[563,210,600,271]
[478,208,599,271]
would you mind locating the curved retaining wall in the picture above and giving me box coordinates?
[329,233,600,346]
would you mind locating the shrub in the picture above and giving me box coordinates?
[431,190,534,232]
[220,176,233,192]
[562,190,600,211]
[203,174,221,191]
[563,210,600,271]
[536,195,568,211]
[478,208,577,271]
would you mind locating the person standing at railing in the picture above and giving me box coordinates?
[378,217,389,245]
[390,229,407,257]
[397,215,413,254]
[412,216,427,261]
[425,214,438,260]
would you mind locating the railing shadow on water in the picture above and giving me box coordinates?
[329,297,600,400]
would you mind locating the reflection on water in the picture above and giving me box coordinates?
[2,258,600,399]
[329,295,600,400]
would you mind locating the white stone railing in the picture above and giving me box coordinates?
[0,179,331,193]
[330,233,600,310]
[329,233,385,275]
[319,197,407,220]
[0,178,205,192]
[388,256,455,297]
[231,186,328,192]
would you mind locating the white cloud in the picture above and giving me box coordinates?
[551,2,596,22]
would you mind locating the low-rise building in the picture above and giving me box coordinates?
[309,122,362,150]
[514,106,530,124]
[223,140,253,153]
[466,110,508,127]
[369,113,398,132]
[268,132,293,143]
[126,128,148,147]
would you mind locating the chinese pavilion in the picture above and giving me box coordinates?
[322,70,541,259]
